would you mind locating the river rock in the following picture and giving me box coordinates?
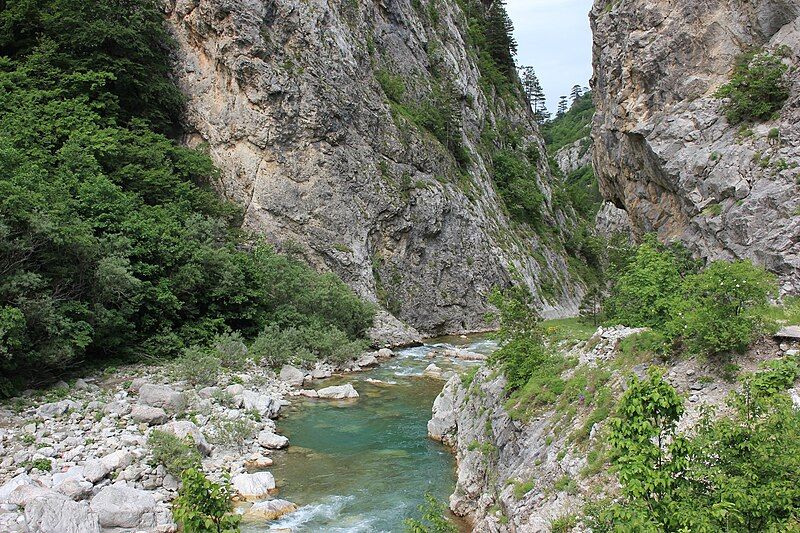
[424,363,443,378]
[240,390,279,418]
[316,384,359,399]
[244,499,298,520]
[298,389,319,398]
[102,400,132,417]
[89,486,157,530]
[377,348,394,358]
[279,365,305,387]
[0,474,34,503]
[257,430,289,450]
[25,494,100,533]
[7,485,55,507]
[356,354,378,367]
[56,479,94,501]
[138,384,186,413]
[231,472,275,500]
[157,421,212,455]
[131,405,169,425]
[36,400,75,419]
[198,386,219,399]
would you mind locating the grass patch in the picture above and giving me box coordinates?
[542,318,598,345]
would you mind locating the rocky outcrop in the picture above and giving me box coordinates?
[428,327,796,531]
[591,0,800,294]
[165,0,581,339]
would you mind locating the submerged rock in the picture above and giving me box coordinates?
[231,472,276,500]
[316,384,359,400]
[244,499,297,521]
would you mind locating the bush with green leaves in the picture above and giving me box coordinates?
[665,260,776,357]
[249,322,369,369]
[207,417,256,453]
[606,237,775,358]
[404,493,458,533]
[172,468,241,533]
[147,430,202,478]
[590,361,800,532]
[714,51,789,124]
[171,346,221,387]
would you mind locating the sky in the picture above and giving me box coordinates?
[506,0,594,114]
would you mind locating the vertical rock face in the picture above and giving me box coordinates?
[591,0,800,294]
[165,0,579,339]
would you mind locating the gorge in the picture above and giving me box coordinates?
[0,0,799,531]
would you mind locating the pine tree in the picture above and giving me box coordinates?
[557,95,568,116]
[570,84,583,103]
[485,0,517,76]
[520,66,545,112]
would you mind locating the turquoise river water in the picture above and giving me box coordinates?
[242,336,497,532]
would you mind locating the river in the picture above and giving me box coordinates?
[242,335,497,532]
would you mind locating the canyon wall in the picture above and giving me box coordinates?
[165,0,581,342]
[591,0,800,294]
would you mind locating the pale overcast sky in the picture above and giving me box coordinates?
[507,0,594,114]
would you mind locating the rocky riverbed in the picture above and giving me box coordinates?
[0,338,497,532]
[0,348,402,532]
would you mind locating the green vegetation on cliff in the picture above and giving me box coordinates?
[715,49,790,124]
[590,362,800,531]
[0,0,373,394]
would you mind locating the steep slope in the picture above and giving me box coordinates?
[165,0,580,342]
[591,0,800,294]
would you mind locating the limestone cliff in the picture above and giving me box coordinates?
[164,0,580,342]
[591,0,800,295]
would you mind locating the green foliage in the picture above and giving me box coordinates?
[24,458,52,472]
[714,51,789,124]
[491,149,544,227]
[512,479,535,499]
[607,237,776,358]
[0,0,373,390]
[591,360,800,532]
[249,322,369,369]
[172,468,241,533]
[665,260,777,357]
[456,0,517,94]
[147,430,202,478]
[171,346,221,387]
[542,92,594,153]
[550,514,578,533]
[207,417,256,453]
[0,0,183,133]
[605,237,692,328]
[404,492,459,533]
[376,69,406,103]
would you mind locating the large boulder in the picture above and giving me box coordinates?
[102,400,132,417]
[83,450,134,484]
[138,384,186,413]
[131,405,169,425]
[157,420,212,455]
[240,390,280,418]
[244,499,297,520]
[316,383,359,399]
[279,365,305,386]
[89,486,157,530]
[231,472,275,500]
[25,494,100,533]
[0,473,34,503]
[257,430,289,450]
[36,400,77,419]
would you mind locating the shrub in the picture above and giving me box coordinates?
[147,430,202,478]
[593,361,800,532]
[714,51,789,123]
[172,468,241,533]
[171,346,221,387]
[211,331,249,370]
[207,417,256,453]
[491,149,545,228]
[404,492,458,533]
[376,69,406,103]
[249,322,368,368]
[665,260,776,357]
[512,480,535,499]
